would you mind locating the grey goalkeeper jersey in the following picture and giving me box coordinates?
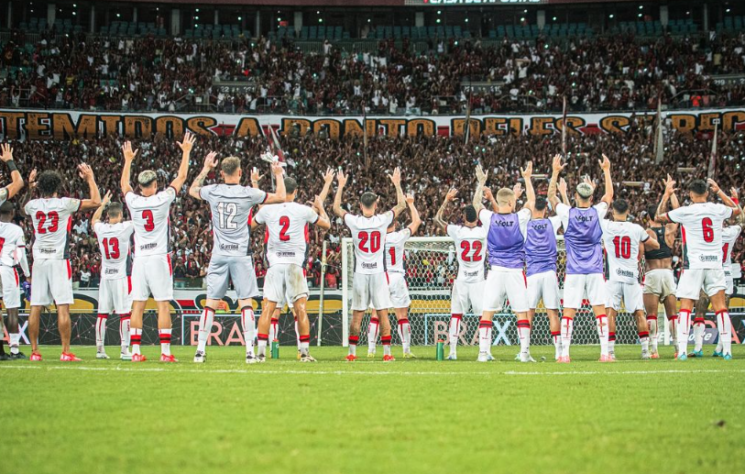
[200,183,267,257]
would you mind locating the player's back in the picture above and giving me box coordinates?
[125,188,175,257]
[0,221,25,266]
[94,221,134,280]
[447,224,486,282]
[385,228,412,274]
[601,220,646,283]
[644,225,672,261]
[24,197,80,260]
[668,202,732,269]
[722,225,742,270]
[481,209,530,269]
[559,203,606,274]
[201,184,266,257]
[256,201,317,267]
[344,212,393,274]
[525,217,560,276]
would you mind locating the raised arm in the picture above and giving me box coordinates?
[521,161,535,210]
[78,164,102,212]
[170,131,195,193]
[708,178,741,216]
[0,144,24,200]
[406,194,422,235]
[547,154,566,209]
[262,162,287,204]
[389,167,406,218]
[599,154,613,205]
[483,187,499,212]
[558,177,571,206]
[655,174,677,224]
[20,169,37,217]
[313,194,332,230]
[472,165,488,213]
[317,167,335,205]
[333,170,348,218]
[433,188,457,232]
[189,152,218,200]
[120,141,137,196]
[731,187,745,226]
[91,191,112,228]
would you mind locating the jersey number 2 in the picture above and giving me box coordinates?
[279,216,291,241]
[36,211,59,234]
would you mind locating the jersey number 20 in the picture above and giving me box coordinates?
[358,231,381,253]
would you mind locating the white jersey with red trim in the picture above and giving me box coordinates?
[0,222,26,267]
[94,221,135,280]
[24,197,80,260]
[722,225,742,273]
[254,202,318,267]
[668,203,733,270]
[385,228,411,274]
[600,220,649,283]
[344,212,393,275]
[200,183,267,257]
[446,224,488,283]
[125,188,175,257]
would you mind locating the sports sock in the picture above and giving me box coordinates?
[638,330,650,354]
[397,318,411,354]
[119,313,131,353]
[197,307,215,353]
[667,314,678,347]
[294,316,300,351]
[693,317,706,352]
[159,329,172,356]
[348,335,359,356]
[716,310,733,356]
[560,317,573,358]
[367,318,379,353]
[299,334,310,356]
[647,315,658,352]
[9,332,20,354]
[257,333,269,357]
[478,320,492,354]
[517,319,531,356]
[131,328,142,355]
[676,309,691,356]
[382,335,392,356]
[448,314,462,354]
[608,332,616,355]
[95,314,108,351]
[269,317,279,343]
[716,339,723,353]
[551,331,562,360]
[241,306,256,356]
[596,314,609,356]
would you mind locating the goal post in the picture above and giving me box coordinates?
[340,236,673,347]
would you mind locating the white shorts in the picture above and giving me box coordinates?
[451,278,484,315]
[676,268,726,300]
[482,268,529,313]
[527,271,560,310]
[643,269,677,299]
[264,263,309,304]
[563,273,606,309]
[352,272,392,311]
[207,255,259,300]
[0,266,21,309]
[98,277,133,315]
[131,254,173,302]
[606,280,645,313]
[31,259,74,306]
[725,271,734,296]
[388,272,411,309]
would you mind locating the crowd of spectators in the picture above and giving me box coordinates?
[3,29,745,115]
[4,123,745,289]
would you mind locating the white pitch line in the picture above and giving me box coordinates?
[1,365,744,377]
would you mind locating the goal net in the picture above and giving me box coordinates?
[340,236,674,347]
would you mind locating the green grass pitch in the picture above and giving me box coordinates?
[1,344,743,474]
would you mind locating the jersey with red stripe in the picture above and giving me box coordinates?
[254,202,318,267]
[722,225,742,272]
[668,203,733,269]
[24,197,80,260]
[0,222,26,267]
[94,221,134,280]
[600,220,648,283]
[125,188,175,257]
[344,212,393,275]
[385,228,411,274]
[200,184,267,257]
[447,224,487,283]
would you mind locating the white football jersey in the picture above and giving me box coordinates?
[94,221,135,280]
[0,221,26,267]
[201,184,266,257]
[600,220,649,283]
[25,197,80,260]
[446,224,488,283]
[344,212,393,275]
[254,202,318,267]
[385,228,411,275]
[125,188,175,257]
[668,203,733,269]
[722,225,742,274]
